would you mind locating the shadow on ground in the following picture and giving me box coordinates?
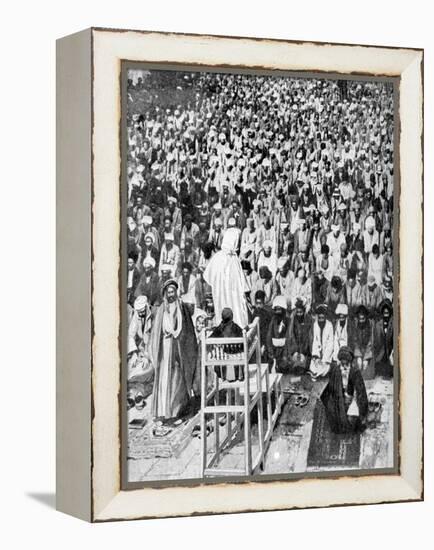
[26,492,56,509]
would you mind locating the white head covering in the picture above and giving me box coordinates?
[365,216,376,230]
[142,257,156,269]
[134,295,148,312]
[192,308,207,326]
[272,295,287,310]
[277,256,288,270]
[221,228,239,254]
[144,232,155,244]
[336,303,348,316]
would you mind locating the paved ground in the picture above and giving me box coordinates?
[127,374,394,482]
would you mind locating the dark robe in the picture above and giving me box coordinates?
[326,285,347,319]
[287,311,313,366]
[149,300,198,419]
[265,315,290,372]
[210,320,244,381]
[312,276,329,310]
[321,362,368,434]
[252,306,273,346]
[134,271,161,306]
[127,267,141,306]
[373,317,393,378]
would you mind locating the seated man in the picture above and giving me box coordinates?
[350,304,374,379]
[287,298,313,373]
[373,299,394,378]
[333,303,350,360]
[252,290,273,356]
[265,296,290,373]
[310,303,334,379]
[254,265,279,307]
[321,346,368,434]
[210,307,244,382]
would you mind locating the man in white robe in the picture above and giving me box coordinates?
[204,227,250,328]
[310,304,334,378]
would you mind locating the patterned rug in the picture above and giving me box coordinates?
[128,411,199,460]
[307,402,361,469]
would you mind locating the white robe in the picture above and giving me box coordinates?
[204,228,249,327]
[310,320,334,377]
[333,320,348,361]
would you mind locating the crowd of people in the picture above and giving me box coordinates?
[126,70,395,434]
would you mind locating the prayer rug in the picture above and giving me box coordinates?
[307,402,361,469]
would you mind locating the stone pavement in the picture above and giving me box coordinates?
[127,374,394,482]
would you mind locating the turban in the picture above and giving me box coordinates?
[134,295,148,312]
[316,303,328,315]
[335,303,348,316]
[295,297,306,309]
[142,257,156,269]
[272,296,287,310]
[365,216,375,230]
[144,232,155,243]
[162,278,178,295]
[379,299,393,315]
[356,304,369,317]
[277,257,288,269]
[337,346,354,363]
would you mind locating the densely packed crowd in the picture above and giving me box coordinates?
[127,70,395,403]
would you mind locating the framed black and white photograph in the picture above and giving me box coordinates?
[56,28,423,522]
[123,65,397,485]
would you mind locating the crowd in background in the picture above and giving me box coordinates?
[127,70,395,387]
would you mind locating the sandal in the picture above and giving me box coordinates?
[152,425,172,438]
[294,394,303,407]
[198,424,214,439]
[191,425,201,438]
[299,395,309,408]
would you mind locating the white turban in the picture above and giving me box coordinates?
[142,257,156,269]
[272,296,287,310]
[134,295,148,312]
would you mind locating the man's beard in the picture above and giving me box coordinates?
[167,295,176,303]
